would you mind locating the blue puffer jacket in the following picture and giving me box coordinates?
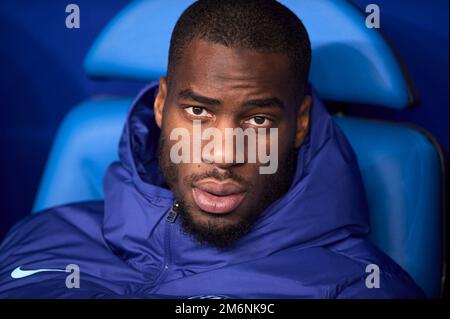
[0,84,424,298]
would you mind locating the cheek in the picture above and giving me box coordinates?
[176,163,194,183]
[255,122,294,171]
[161,104,186,132]
[277,120,296,149]
[172,163,200,194]
[238,163,264,189]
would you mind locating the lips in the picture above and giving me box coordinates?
[192,180,246,214]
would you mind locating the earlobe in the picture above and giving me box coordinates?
[154,77,167,129]
[294,95,311,148]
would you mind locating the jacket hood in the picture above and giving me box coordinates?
[102,83,370,277]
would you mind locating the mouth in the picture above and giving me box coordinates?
[191,179,247,215]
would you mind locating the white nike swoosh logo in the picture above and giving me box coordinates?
[11,266,65,279]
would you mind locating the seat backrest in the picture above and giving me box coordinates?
[335,116,443,298]
[33,0,444,297]
[32,99,131,211]
[85,0,415,109]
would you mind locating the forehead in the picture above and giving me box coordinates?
[170,39,296,103]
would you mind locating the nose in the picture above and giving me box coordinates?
[201,138,240,169]
[202,154,239,169]
[200,121,243,169]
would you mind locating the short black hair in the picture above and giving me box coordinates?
[167,0,312,98]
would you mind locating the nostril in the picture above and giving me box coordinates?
[202,157,214,164]
[201,151,222,165]
[214,161,241,170]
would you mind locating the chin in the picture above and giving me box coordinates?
[188,202,247,224]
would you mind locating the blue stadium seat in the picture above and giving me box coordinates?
[33,0,445,297]
[33,98,131,210]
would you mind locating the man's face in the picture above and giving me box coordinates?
[154,39,310,248]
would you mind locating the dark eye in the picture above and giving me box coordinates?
[192,106,203,115]
[184,106,210,117]
[245,116,272,127]
[253,116,266,125]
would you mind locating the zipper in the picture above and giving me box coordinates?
[166,201,179,223]
[149,201,179,289]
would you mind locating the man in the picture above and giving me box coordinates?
[0,0,423,298]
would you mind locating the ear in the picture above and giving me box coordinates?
[294,95,312,148]
[154,77,168,129]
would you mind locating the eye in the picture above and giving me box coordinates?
[184,106,211,117]
[245,116,272,127]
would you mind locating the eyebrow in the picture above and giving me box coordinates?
[242,97,284,110]
[178,89,284,110]
[178,89,221,106]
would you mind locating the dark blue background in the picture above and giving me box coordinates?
[0,0,448,240]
